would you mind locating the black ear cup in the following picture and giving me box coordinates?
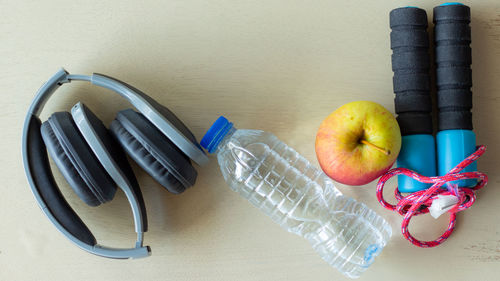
[110,109,197,194]
[41,112,117,206]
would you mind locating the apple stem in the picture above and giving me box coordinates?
[360,140,391,155]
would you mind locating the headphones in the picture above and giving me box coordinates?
[22,68,209,259]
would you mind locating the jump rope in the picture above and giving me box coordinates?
[377,3,488,248]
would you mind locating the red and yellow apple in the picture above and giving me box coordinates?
[315,101,401,186]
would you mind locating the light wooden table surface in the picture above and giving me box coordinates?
[2,1,499,280]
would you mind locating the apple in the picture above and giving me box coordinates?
[315,101,401,186]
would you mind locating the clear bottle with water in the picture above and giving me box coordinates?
[200,116,392,278]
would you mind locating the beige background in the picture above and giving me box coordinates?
[1,0,500,280]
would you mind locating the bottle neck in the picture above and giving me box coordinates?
[214,126,236,154]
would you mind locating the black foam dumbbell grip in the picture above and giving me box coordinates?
[390,7,433,136]
[434,4,473,131]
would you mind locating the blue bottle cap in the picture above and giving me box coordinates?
[200,116,234,153]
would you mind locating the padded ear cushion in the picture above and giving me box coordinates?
[110,109,197,194]
[40,112,116,206]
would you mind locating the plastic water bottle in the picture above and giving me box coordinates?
[200,116,392,278]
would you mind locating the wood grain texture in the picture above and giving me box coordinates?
[1,0,499,280]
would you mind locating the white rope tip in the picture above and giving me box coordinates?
[429,195,460,219]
